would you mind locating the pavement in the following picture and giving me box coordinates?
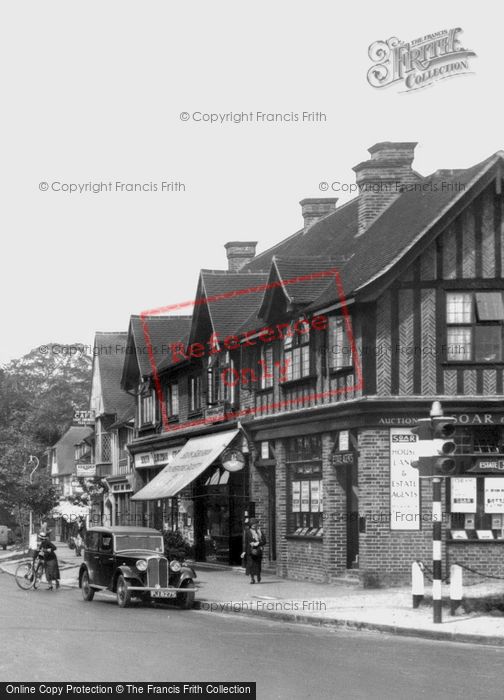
[3,542,504,646]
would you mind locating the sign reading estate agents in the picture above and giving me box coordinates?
[390,428,420,530]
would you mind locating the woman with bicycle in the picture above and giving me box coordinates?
[37,531,61,590]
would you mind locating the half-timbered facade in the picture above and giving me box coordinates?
[125,141,504,582]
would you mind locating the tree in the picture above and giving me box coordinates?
[0,345,92,539]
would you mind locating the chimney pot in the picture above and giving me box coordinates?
[353,142,420,235]
[300,197,337,233]
[224,241,258,272]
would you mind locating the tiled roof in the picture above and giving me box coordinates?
[108,404,136,430]
[53,425,94,476]
[94,332,136,416]
[242,152,504,312]
[200,270,269,340]
[306,155,502,310]
[129,315,193,378]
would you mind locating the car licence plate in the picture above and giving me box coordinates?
[150,590,176,598]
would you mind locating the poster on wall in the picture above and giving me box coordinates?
[310,481,320,512]
[301,481,310,512]
[292,481,301,513]
[390,428,420,531]
[451,477,477,513]
[484,478,504,513]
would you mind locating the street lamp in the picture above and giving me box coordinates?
[27,455,39,539]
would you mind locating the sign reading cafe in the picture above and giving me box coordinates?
[390,428,420,530]
[367,28,476,92]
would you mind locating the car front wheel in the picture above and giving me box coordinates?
[177,579,195,610]
[116,575,131,608]
[81,570,95,601]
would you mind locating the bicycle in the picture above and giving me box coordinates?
[15,553,45,590]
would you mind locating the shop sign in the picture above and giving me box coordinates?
[76,463,96,477]
[484,478,504,513]
[377,413,504,427]
[111,482,132,493]
[331,451,355,467]
[204,404,226,422]
[338,430,350,451]
[468,458,504,473]
[73,409,95,426]
[135,452,154,468]
[390,428,420,531]
[451,477,477,513]
[221,448,245,472]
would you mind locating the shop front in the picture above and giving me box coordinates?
[131,429,249,566]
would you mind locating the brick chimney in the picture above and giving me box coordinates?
[300,198,337,233]
[224,241,258,271]
[353,142,419,236]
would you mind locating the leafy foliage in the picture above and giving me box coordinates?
[0,346,92,534]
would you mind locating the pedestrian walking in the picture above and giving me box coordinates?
[37,531,61,590]
[73,533,83,556]
[242,518,266,584]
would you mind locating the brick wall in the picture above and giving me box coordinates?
[447,543,504,584]
[358,427,444,580]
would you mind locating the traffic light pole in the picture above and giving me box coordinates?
[432,477,442,623]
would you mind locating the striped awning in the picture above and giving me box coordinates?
[131,429,239,501]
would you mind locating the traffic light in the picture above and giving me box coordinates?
[432,416,457,475]
[410,414,458,477]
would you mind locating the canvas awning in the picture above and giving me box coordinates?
[131,429,239,501]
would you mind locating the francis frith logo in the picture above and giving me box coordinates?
[367,28,476,92]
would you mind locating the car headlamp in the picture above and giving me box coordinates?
[136,559,148,572]
[169,560,181,573]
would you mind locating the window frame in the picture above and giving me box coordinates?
[188,374,202,414]
[445,291,504,363]
[327,314,353,372]
[282,318,312,383]
[164,381,179,420]
[285,435,323,536]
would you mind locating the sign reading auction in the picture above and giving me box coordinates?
[390,428,420,530]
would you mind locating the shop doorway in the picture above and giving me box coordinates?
[346,463,359,568]
[193,466,247,565]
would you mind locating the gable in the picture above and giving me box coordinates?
[396,182,503,285]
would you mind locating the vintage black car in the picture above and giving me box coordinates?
[78,526,196,609]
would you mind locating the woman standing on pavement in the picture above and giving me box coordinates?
[242,518,266,584]
[38,531,61,590]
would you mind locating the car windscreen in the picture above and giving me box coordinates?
[114,535,164,553]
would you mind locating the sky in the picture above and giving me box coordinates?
[0,0,500,364]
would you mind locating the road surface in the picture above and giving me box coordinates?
[1,572,503,699]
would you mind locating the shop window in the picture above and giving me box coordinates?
[286,435,323,536]
[283,318,311,382]
[165,382,179,419]
[449,426,504,535]
[446,291,504,362]
[189,374,202,413]
[454,426,504,455]
[285,434,322,462]
[449,478,504,533]
[327,315,353,371]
